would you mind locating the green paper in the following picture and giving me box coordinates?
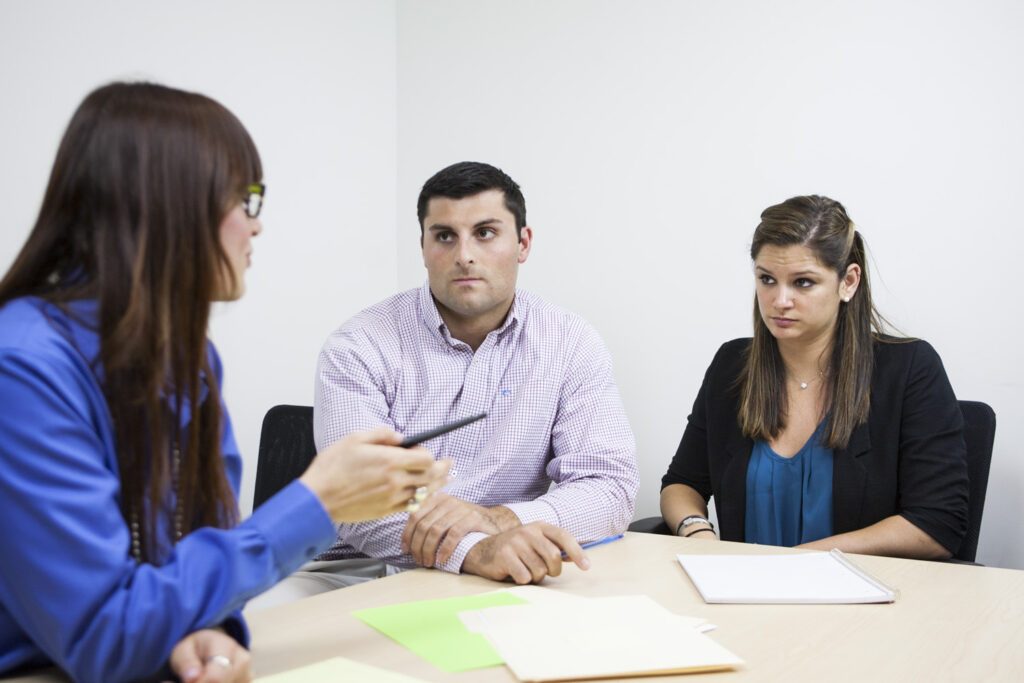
[351,592,529,672]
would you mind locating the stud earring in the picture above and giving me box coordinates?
[843,296,851,302]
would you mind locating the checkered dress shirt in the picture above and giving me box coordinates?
[313,281,638,572]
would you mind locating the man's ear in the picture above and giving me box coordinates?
[518,226,533,264]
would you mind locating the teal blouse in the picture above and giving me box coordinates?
[744,422,834,546]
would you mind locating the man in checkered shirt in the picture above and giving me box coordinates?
[253,162,637,605]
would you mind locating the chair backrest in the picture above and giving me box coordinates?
[253,404,317,509]
[954,400,996,563]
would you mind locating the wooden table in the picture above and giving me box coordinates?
[242,532,1024,681]
[6,532,1023,682]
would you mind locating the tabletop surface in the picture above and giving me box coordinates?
[5,531,1023,682]
[243,531,1024,682]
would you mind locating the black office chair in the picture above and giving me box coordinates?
[954,400,996,563]
[628,400,996,563]
[253,404,317,509]
[627,516,671,535]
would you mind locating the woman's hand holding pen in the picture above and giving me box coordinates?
[299,427,451,523]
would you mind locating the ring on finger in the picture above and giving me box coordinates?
[206,654,232,669]
[413,485,428,503]
[405,498,420,513]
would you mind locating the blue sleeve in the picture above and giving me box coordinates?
[208,342,243,498]
[0,348,336,682]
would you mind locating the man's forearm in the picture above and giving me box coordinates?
[484,505,523,532]
[503,477,636,541]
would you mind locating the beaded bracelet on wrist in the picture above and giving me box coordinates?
[675,514,715,537]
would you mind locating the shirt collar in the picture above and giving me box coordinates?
[418,280,521,347]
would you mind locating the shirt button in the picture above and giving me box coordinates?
[450,470,457,477]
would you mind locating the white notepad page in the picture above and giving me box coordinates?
[676,550,897,604]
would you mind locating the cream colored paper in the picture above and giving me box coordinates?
[254,655,428,682]
[465,595,742,681]
[459,586,587,634]
[461,586,711,634]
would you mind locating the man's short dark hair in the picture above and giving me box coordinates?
[417,161,526,236]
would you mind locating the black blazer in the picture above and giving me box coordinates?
[662,338,969,553]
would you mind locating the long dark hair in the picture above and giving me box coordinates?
[738,195,894,450]
[0,82,262,561]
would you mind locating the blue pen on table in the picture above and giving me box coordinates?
[562,534,624,560]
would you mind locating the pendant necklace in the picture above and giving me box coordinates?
[795,371,824,390]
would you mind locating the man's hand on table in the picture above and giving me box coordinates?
[401,493,521,567]
[460,522,590,584]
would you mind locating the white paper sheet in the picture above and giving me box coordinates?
[676,550,898,604]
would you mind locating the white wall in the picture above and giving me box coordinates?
[2,1,1021,569]
[396,0,1024,569]
[0,0,400,512]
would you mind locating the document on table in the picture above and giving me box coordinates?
[676,549,898,604]
[459,587,714,635]
[254,656,429,682]
[352,591,529,671]
[461,594,743,682]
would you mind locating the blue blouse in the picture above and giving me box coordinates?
[744,421,834,546]
[0,297,336,682]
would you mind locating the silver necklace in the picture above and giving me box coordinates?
[794,371,824,390]
[130,446,183,562]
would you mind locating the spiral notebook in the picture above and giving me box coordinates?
[676,549,899,604]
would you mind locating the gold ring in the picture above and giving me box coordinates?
[206,654,232,669]
[413,486,428,503]
[405,498,420,513]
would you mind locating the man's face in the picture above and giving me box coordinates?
[421,189,532,330]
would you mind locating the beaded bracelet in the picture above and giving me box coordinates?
[675,514,715,536]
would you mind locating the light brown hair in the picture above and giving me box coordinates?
[738,195,894,450]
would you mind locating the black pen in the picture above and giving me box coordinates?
[399,412,488,447]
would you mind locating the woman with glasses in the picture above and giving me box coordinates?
[659,195,969,560]
[0,82,449,683]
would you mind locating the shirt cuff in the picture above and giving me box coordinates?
[503,499,559,527]
[242,479,336,577]
[438,531,490,574]
[220,611,250,648]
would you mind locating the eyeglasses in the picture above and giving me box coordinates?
[242,183,266,218]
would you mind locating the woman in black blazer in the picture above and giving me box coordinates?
[660,196,968,559]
